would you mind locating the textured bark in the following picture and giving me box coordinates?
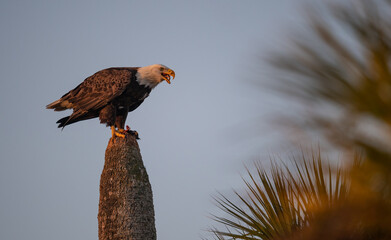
[98,135,156,240]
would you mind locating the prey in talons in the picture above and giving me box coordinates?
[110,125,139,140]
[125,125,140,139]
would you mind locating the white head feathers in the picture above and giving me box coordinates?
[136,64,171,89]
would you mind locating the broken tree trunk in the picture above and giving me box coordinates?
[98,135,156,240]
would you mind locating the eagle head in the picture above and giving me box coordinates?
[136,64,176,88]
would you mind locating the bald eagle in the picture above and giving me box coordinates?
[47,64,175,138]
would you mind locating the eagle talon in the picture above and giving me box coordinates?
[111,126,126,139]
[114,131,126,138]
[117,128,126,133]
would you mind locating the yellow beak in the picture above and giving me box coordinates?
[163,68,175,84]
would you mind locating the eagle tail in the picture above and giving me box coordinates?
[56,116,71,129]
[56,111,98,129]
[56,115,81,129]
[46,99,72,111]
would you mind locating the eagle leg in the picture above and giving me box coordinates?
[111,126,126,139]
[115,125,140,139]
[110,125,139,140]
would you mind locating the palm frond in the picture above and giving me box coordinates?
[210,152,348,240]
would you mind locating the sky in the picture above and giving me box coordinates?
[0,1,306,239]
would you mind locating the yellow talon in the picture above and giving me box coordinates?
[111,126,126,139]
[118,128,127,134]
[114,131,126,138]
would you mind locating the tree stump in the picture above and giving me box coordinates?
[98,135,156,240]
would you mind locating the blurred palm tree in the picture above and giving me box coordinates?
[210,0,391,239]
[270,0,391,166]
[210,153,348,240]
[268,1,391,237]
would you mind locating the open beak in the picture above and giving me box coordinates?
[162,68,175,84]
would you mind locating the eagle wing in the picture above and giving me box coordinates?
[47,68,136,125]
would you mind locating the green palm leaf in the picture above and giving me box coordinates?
[210,152,347,240]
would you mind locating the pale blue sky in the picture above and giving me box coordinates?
[0,1,306,239]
